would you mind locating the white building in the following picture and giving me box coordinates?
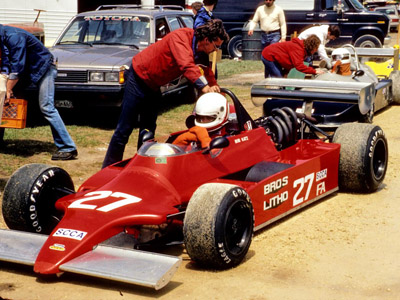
[0,1,78,47]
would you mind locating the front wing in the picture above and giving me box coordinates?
[0,229,181,290]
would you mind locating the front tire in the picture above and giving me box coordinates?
[184,183,254,269]
[354,35,382,48]
[2,164,75,234]
[333,123,388,192]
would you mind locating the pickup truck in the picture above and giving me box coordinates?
[212,0,390,58]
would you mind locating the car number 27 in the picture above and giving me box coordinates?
[68,191,142,212]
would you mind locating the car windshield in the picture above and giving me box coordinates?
[348,0,366,10]
[376,8,396,14]
[56,15,150,48]
[138,142,199,157]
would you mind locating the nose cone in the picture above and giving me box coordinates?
[34,259,61,274]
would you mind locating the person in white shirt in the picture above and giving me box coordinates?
[298,25,340,68]
[247,0,287,49]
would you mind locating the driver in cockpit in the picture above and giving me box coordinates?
[172,92,230,149]
[330,48,352,76]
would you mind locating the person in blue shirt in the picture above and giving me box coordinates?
[193,0,219,80]
[193,0,218,29]
[0,24,77,160]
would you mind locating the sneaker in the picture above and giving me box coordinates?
[51,150,78,161]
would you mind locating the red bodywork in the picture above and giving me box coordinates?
[32,123,340,274]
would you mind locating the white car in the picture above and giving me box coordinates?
[374,5,399,32]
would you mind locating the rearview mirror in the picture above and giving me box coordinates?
[202,136,230,154]
[352,69,365,79]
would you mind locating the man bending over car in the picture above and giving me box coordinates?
[102,19,229,169]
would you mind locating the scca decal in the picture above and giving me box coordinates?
[53,228,88,241]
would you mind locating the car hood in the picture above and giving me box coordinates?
[49,45,140,71]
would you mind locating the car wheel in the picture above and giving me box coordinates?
[332,123,388,193]
[354,35,382,48]
[389,70,400,104]
[183,183,254,269]
[2,164,75,234]
[227,35,242,58]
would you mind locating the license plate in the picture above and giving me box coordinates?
[55,100,74,108]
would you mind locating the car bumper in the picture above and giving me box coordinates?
[54,84,124,107]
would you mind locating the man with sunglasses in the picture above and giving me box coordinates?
[248,0,287,49]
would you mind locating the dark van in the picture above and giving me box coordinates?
[211,0,390,57]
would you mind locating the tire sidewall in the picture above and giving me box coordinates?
[2,164,74,234]
[363,126,388,191]
[354,35,382,48]
[228,35,242,58]
[214,187,253,267]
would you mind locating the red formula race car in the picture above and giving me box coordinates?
[0,89,388,290]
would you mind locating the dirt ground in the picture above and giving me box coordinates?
[1,95,400,300]
[2,49,400,300]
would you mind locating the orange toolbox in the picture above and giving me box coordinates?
[1,99,28,129]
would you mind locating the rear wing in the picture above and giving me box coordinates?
[251,78,375,116]
[350,47,399,71]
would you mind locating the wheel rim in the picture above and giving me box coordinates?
[233,40,242,58]
[372,138,387,181]
[359,40,377,48]
[224,199,252,256]
[36,176,73,233]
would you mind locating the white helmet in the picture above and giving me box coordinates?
[194,93,229,132]
[331,48,351,64]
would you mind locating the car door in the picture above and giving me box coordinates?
[318,0,353,46]
[279,0,318,37]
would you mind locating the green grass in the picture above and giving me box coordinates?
[0,58,264,183]
[217,59,263,79]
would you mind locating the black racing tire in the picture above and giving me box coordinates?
[354,35,382,48]
[2,164,75,234]
[332,123,388,193]
[183,183,254,269]
[389,70,400,104]
[227,35,242,58]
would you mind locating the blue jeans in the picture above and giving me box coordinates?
[261,56,283,78]
[102,67,160,168]
[261,32,281,49]
[38,65,76,152]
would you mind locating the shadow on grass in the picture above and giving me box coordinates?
[0,177,7,192]
[0,139,55,157]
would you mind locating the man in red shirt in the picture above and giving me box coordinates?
[261,34,325,78]
[102,19,229,168]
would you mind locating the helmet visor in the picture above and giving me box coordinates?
[195,114,217,124]
[332,53,349,62]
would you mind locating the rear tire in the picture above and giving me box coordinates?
[332,123,388,193]
[389,70,400,104]
[2,164,74,234]
[227,35,242,58]
[184,183,254,269]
